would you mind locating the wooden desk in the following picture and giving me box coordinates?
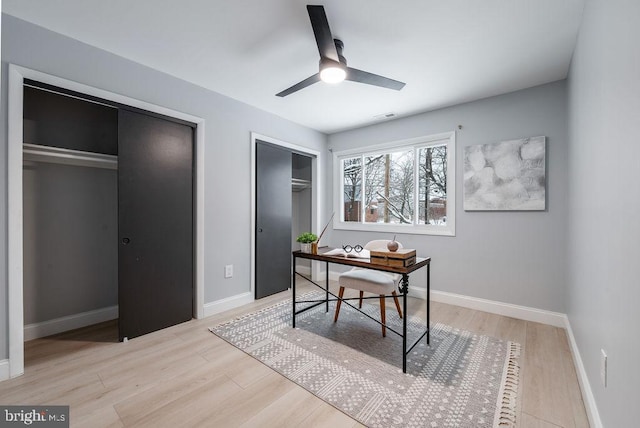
[292,247,431,373]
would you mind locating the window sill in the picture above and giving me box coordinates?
[333,220,455,237]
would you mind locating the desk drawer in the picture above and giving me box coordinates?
[370,254,416,267]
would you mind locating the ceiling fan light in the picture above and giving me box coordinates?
[320,66,346,84]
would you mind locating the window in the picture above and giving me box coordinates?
[334,132,455,236]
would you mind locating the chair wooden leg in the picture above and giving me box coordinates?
[334,287,345,322]
[380,295,386,337]
[392,291,403,318]
[359,291,364,308]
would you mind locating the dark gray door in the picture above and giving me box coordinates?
[256,142,292,299]
[118,109,194,341]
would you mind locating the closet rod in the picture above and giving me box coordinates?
[292,177,311,191]
[23,143,118,170]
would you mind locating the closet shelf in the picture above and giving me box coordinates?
[23,143,118,170]
[292,178,311,192]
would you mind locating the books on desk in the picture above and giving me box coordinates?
[323,248,370,259]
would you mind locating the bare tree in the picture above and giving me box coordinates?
[419,145,447,224]
[342,155,384,221]
[376,192,412,224]
[421,146,447,195]
[364,154,385,209]
[368,150,414,224]
[343,158,362,205]
[390,152,414,221]
[342,146,446,225]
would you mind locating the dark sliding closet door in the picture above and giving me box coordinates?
[255,141,292,299]
[118,110,194,341]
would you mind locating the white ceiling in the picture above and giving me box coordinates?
[3,0,585,134]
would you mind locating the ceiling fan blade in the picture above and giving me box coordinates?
[307,5,339,62]
[276,73,321,97]
[346,67,406,91]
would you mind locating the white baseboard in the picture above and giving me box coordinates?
[426,289,567,328]
[0,360,9,381]
[296,268,339,283]
[410,286,601,426]
[203,292,254,318]
[296,265,312,276]
[325,268,566,328]
[564,318,602,428]
[24,306,119,341]
[311,270,340,282]
[413,287,600,425]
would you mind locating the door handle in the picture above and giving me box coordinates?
[258,228,263,232]
[122,237,131,245]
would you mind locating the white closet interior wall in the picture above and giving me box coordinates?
[23,156,118,331]
[292,153,313,274]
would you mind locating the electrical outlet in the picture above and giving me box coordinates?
[600,349,607,387]
[224,264,233,278]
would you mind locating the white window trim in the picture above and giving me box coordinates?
[332,131,456,236]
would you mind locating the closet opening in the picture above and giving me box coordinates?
[8,65,206,379]
[292,153,313,279]
[22,82,195,345]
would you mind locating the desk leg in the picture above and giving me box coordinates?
[400,274,409,373]
[292,253,296,328]
[326,261,329,313]
[427,263,430,345]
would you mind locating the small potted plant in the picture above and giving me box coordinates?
[296,232,318,253]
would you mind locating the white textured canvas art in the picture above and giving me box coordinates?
[463,136,546,211]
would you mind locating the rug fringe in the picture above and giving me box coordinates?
[494,341,521,427]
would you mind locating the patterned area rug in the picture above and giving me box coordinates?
[210,294,520,427]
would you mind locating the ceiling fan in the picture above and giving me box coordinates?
[276,5,406,97]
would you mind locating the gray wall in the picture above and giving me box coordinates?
[566,0,640,425]
[327,81,568,313]
[0,14,327,359]
[23,162,118,323]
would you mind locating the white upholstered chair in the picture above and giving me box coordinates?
[334,239,403,337]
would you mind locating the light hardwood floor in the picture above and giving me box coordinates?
[0,279,589,427]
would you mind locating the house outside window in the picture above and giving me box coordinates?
[333,132,455,236]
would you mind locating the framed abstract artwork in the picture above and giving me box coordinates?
[463,136,546,211]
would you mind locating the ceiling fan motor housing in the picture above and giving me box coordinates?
[319,40,347,71]
[334,39,347,65]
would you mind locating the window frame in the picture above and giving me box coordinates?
[333,131,456,236]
